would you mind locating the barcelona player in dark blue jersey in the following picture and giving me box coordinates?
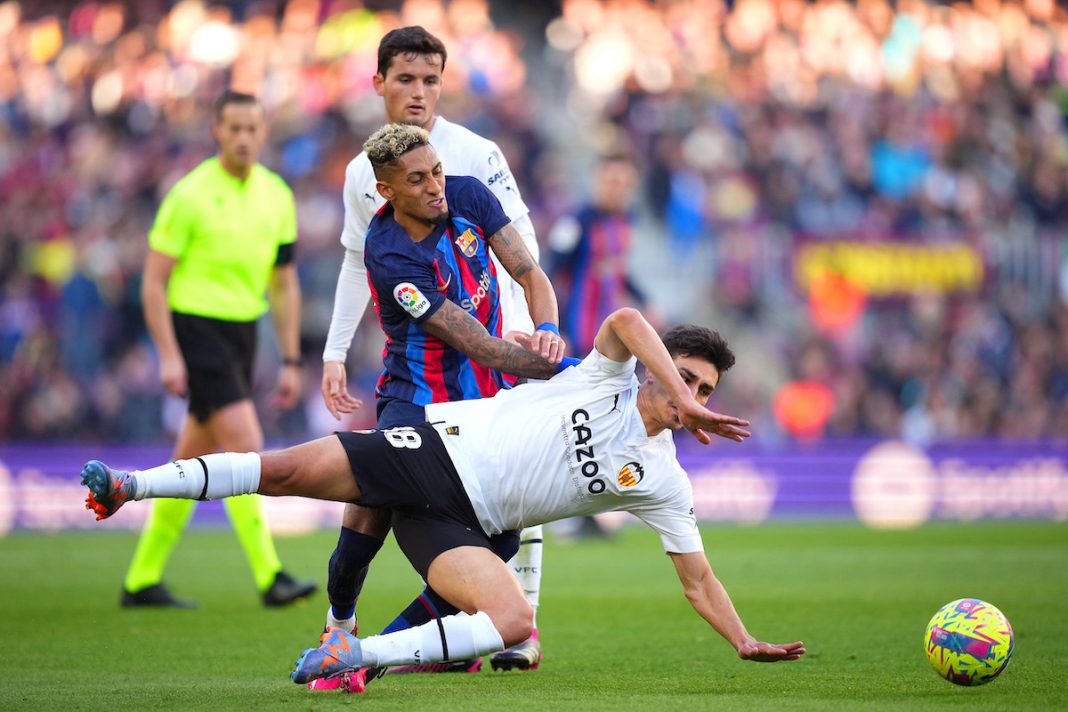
[319,122,568,683]
[549,152,651,357]
[365,174,516,408]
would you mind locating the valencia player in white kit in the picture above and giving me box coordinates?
[82,308,806,693]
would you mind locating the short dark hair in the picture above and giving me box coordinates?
[213,90,259,122]
[598,148,636,167]
[661,324,736,375]
[378,26,448,77]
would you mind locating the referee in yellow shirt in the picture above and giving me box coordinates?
[123,90,316,607]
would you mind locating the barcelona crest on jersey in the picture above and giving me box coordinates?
[454,228,479,258]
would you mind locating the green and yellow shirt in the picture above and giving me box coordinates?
[148,157,297,322]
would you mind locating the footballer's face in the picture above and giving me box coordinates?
[213,102,266,177]
[593,158,638,214]
[650,355,721,431]
[378,144,448,229]
[374,52,444,129]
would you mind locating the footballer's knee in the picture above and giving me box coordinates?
[256,448,303,495]
[484,601,533,647]
[342,503,391,537]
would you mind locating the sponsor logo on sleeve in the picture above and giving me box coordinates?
[486,169,511,187]
[394,282,432,318]
[617,462,645,487]
[454,228,479,258]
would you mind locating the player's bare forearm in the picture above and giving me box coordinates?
[487,223,535,279]
[670,552,805,662]
[596,309,751,442]
[424,301,558,379]
[670,552,752,650]
[269,264,302,361]
[596,308,691,401]
[520,269,559,330]
[488,224,559,326]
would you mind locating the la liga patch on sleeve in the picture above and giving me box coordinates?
[394,282,432,318]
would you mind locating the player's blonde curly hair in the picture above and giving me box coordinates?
[364,123,431,176]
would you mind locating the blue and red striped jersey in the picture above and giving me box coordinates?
[549,205,647,355]
[365,176,512,406]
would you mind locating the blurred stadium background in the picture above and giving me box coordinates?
[0,0,1066,533]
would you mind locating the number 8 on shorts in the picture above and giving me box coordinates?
[384,427,422,449]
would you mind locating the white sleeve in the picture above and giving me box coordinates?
[469,141,530,225]
[582,348,638,380]
[550,349,638,391]
[495,212,538,335]
[340,156,376,252]
[322,248,371,363]
[632,482,703,554]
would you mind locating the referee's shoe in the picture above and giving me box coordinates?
[262,571,318,607]
[121,583,197,609]
[121,571,316,608]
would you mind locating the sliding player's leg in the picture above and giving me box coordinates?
[292,544,531,684]
[82,435,362,518]
[491,525,544,671]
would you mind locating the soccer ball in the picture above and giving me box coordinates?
[924,598,1014,686]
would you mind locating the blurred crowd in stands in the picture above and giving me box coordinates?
[1,0,1066,444]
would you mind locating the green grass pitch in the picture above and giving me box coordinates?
[1,522,1065,711]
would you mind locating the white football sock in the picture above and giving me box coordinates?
[360,610,504,667]
[326,607,357,633]
[131,453,261,501]
[509,525,543,627]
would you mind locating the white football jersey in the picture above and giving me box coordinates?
[425,350,703,554]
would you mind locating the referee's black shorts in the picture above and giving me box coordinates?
[172,312,257,422]
[335,423,519,579]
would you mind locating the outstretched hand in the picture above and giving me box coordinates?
[321,360,363,421]
[677,400,751,444]
[737,640,807,663]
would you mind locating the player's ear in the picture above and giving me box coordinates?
[642,369,657,388]
[253,108,267,136]
[376,180,394,201]
[373,73,386,97]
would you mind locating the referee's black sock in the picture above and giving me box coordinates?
[327,527,383,621]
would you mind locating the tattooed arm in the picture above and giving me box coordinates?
[487,223,564,362]
[422,299,559,379]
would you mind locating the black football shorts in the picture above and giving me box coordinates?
[172,312,256,422]
[335,423,519,578]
